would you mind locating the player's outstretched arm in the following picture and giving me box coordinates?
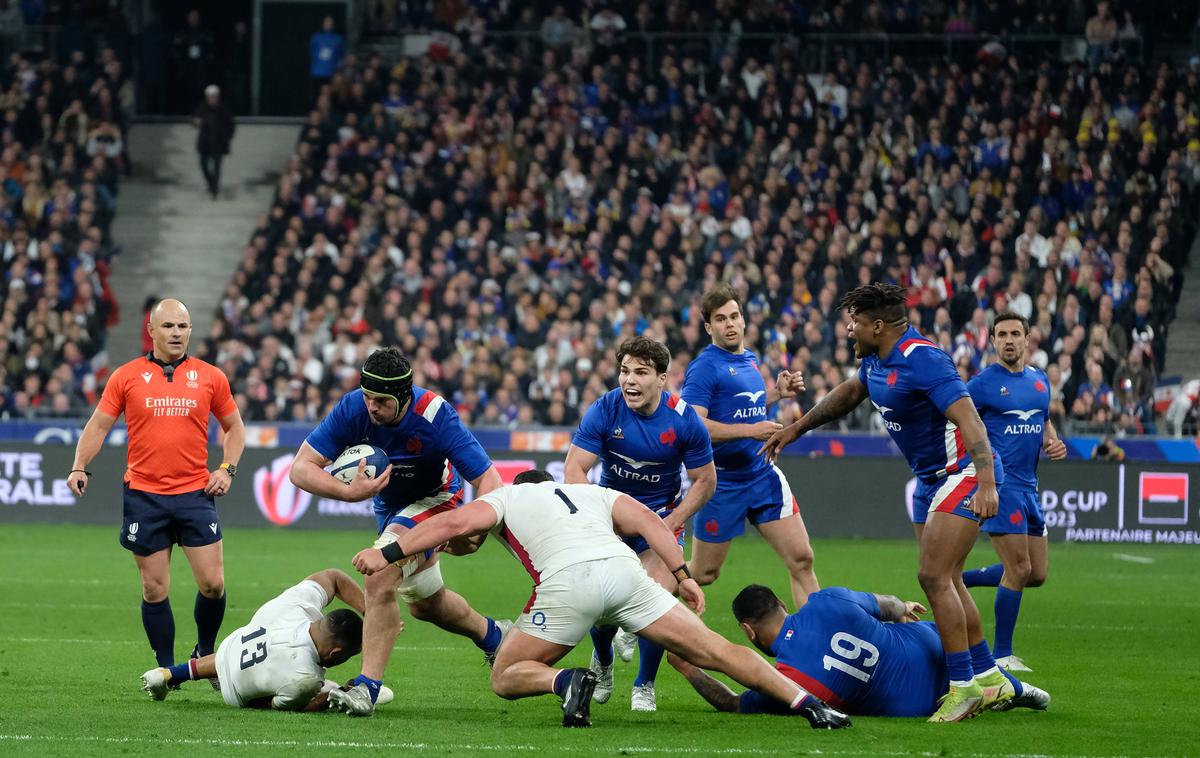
[305,569,366,614]
[694,405,782,443]
[613,494,705,614]
[759,376,868,461]
[289,441,392,502]
[68,408,118,496]
[563,444,598,484]
[943,397,999,519]
[666,652,741,712]
[443,466,505,555]
[352,500,499,575]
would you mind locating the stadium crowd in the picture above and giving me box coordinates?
[0,38,131,420]
[198,3,1200,436]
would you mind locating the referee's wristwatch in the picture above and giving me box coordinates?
[220,463,238,478]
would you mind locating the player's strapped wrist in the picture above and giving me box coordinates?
[69,469,93,476]
[672,563,692,584]
[380,541,406,564]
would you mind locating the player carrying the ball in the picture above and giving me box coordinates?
[288,347,506,716]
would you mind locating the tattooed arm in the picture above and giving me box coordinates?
[759,376,869,461]
[667,654,741,712]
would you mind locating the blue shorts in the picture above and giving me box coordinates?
[910,468,983,525]
[692,464,799,543]
[120,484,221,556]
[982,486,1046,536]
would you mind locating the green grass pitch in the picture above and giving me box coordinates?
[1,523,1197,756]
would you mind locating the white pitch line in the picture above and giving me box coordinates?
[1111,553,1156,564]
[0,637,461,652]
[0,734,1174,758]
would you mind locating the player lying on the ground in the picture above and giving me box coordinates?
[140,569,393,710]
[668,584,1050,718]
[351,470,851,729]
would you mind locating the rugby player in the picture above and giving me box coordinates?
[289,347,506,716]
[960,312,1067,672]
[564,336,716,711]
[669,584,1049,718]
[682,284,817,608]
[140,569,390,710]
[762,284,1013,722]
[351,471,850,730]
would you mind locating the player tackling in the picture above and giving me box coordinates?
[761,283,1012,722]
[350,470,850,730]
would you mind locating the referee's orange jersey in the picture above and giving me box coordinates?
[98,355,237,494]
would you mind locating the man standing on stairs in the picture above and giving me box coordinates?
[194,85,235,200]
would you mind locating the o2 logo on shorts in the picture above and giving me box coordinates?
[530,610,548,631]
[254,454,313,526]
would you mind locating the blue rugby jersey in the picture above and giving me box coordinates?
[968,364,1051,491]
[738,587,947,717]
[572,388,712,513]
[681,344,772,482]
[305,387,492,514]
[858,327,1002,483]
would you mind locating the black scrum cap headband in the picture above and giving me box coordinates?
[360,367,413,413]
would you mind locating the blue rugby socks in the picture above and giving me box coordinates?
[969,640,999,677]
[141,598,175,667]
[633,638,665,687]
[167,660,196,684]
[962,563,1004,587]
[475,617,502,652]
[352,674,383,704]
[590,625,618,667]
[946,649,974,687]
[993,586,1023,659]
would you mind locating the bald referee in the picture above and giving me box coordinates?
[68,298,246,675]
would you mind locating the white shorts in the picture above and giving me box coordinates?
[518,556,679,647]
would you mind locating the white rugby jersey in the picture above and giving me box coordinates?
[479,482,637,583]
[216,580,326,709]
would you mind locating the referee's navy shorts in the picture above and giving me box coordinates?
[119,483,222,556]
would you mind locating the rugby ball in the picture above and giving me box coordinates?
[330,445,390,484]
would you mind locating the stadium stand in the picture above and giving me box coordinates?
[192,2,1198,437]
[0,30,132,420]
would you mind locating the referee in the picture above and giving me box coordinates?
[68,298,245,674]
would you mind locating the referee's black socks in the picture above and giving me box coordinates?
[141,598,175,668]
[194,591,226,657]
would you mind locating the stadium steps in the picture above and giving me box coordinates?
[1164,233,1200,378]
[107,123,296,362]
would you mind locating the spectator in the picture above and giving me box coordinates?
[187,6,1198,433]
[172,9,214,113]
[1085,1,1117,69]
[193,85,235,200]
[309,16,344,100]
